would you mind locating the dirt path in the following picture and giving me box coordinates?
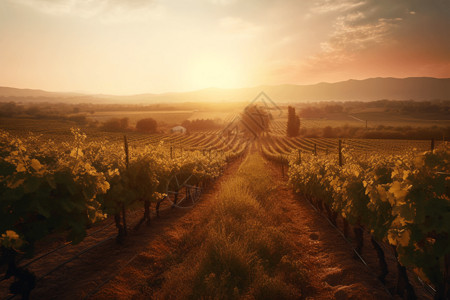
[266,161,392,299]
[267,157,432,300]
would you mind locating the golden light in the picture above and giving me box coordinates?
[188,57,243,90]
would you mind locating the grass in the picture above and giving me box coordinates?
[155,153,307,299]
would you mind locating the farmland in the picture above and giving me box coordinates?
[0,101,449,300]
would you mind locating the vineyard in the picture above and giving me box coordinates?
[0,119,449,299]
[260,131,442,165]
[2,0,450,297]
[263,136,449,299]
[0,127,247,299]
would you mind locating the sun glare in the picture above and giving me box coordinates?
[188,58,242,90]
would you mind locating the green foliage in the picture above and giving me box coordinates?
[0,129,109,255]
[0,128,227,259]
[288,145,450,291]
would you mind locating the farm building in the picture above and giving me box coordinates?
[171,125,187,134]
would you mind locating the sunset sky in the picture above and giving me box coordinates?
[1,0,450,95]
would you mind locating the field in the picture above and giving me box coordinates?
[3,0,450,298]
[0,115,443,156]
[270,109,450,130]
[86,110,236,127]
[0,106,449,300]
[87,110,195,127]
[83,105,242,130]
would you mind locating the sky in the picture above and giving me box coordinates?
[1,0,450,95]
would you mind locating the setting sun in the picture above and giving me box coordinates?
[188,57,243,90]
[2,0,449,94]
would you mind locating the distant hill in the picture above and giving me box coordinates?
[1,77,449,104]
[0,87,81,98]
[0,87,110,104]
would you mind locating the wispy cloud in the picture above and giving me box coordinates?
[264,0,450,84]
[303,0,450,71]
[311,0,365,14]
[323,14,402,53]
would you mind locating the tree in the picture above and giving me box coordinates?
[136,118,157,133]
[119,118,129,130]
[240,105,270,137]
[287,106,300,137]
[323,126,334,138]
[102,117,129,132]
[0,102,20,117]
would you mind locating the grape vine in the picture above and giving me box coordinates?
[288,145,449,299]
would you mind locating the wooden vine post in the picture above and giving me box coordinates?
[297,149,302,164]
[123,135,129,236]
[338,139,349,237]
[431,138,435,152]
[115,135,130,243]
[170,145,179,207]
[135,137,152,229]
[314,144,317,156]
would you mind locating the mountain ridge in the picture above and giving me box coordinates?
[1,77,449,103]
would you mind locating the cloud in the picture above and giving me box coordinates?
[311,0,365,14]
[305,0,450,72]
[324,14,402,54]
[260,0,450,85]
[8,0,164,22]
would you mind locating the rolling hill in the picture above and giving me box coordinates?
[1,77,449,104]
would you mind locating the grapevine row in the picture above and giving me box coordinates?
[287,145,449,299]
[0,128,242,298]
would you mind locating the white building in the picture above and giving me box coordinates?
[171,125,187,134]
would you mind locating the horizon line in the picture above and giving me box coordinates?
[1,76,450,98]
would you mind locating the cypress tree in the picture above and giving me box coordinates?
[287,106,300,137]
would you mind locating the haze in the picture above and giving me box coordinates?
[1,0,450,95]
